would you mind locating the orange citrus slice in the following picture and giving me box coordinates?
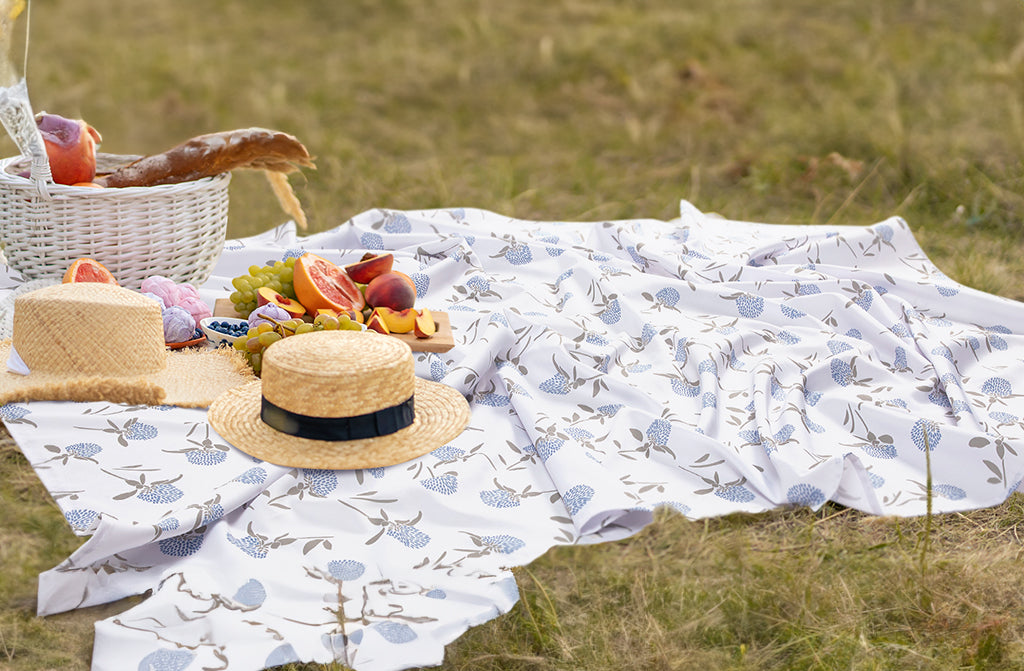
[62,258,118,285]
[294,252,366,313]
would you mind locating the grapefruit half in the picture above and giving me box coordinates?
[294,253,366,313]
[62,258,118,285]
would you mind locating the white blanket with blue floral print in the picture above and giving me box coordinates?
[6,200,1024,671]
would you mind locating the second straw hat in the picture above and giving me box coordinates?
[0,282,254,407]
[208,329,470,470]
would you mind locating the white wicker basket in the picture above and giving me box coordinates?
[0,155,230,290]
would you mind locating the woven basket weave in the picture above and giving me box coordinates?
[0,155,230,290]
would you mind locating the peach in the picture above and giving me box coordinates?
[344,252,394,284]
[365,311,390,335]
[257,286,306,318]
[36,113,102,186]
[414,309,436,339]
[364,271,416,311]
[372,306,417,334]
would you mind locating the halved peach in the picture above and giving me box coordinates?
[414,308,436,338]
[257,285,306,318]
[373,306,417,334]
[365,311,390,335]
[345,252,394,284]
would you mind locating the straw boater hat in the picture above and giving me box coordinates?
[0,282,254,407]
[208,329,470,469]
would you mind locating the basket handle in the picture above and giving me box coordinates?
[0,78,51,199]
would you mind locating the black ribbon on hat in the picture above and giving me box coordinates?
[261,395,415,441]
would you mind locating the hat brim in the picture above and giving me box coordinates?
[208,377,471,470]
[0,340,255,408]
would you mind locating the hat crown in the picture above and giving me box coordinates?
[261,330,414,418]
[13,283,167,375]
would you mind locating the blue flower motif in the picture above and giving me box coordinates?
[797,283,821,295]
[410,272,430,298]
[157,517,180,532]
[360,232,384,249]
[655,287,680,307]
[787,483,826,508]
[781,304,806,319]
[830,359,854,386]
[862,442,897,460]
[386,524,430,548]
[565,427,594,441]
[646,419,671,446]
[138,484,184,504]
[303,469,338,496]
[125,422,158,441]
[65,508,99,533]
[853,291,873,311]
[778,330,800,345]
[671,378,700,397]
[481,534,526,554]
[480,488,520,508]
[429,357,449,382]
[935,285,959,297]
[227,533,268,558]
[0,404,30,422]
[431,445,465,461]
[562,484,594,515]
[502,244,532,265]
[233,579,267,606]
[845,329,863,340]
[982,377,1012,398]
[328,559,366,581]
[265,644,299,667]
[890,323,912,339]
[476,392,511,407]
[187,449,227,466]
[597,404,623,417]
[421,474,458,495]
[827,339,854,355]
[137,649,194,671]
[989,411,1018,424]
[714,485,755,503]
[159,530,205,557]
[736,294,764,318]
[536,438,565,462]
[911,419,941,451]
[425,589,447,599]
[586,332,609,346]
[66,442,102,458]
[546,246,565,257]
[539,374,570,395]
[701,392,717,408]
[599,299,621,324]
[233,467,267,484]
[373,621,417,644]
[383,212,412,233]
[933,484,966,500]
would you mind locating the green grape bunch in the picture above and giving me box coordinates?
[229,257,298,318]
[232,312,362,376]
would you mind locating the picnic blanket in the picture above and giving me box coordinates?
[6,201,1024,671]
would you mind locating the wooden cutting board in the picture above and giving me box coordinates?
[213,299,455,352]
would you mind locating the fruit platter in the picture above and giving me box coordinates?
[213,250,454,359]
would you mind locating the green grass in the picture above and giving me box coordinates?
[2,0,1024,669]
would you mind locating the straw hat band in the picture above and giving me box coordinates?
[13,282,166,376]
[260,331,415,418]
[260,394,415,441]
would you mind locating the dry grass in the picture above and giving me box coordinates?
[3,1,1024,669]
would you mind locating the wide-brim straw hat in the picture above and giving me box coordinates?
[0,282,254,407]
[208,329,470,470]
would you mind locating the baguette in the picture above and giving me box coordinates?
[96,127,315,188]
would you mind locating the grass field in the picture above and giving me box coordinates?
[3,0,1024,669]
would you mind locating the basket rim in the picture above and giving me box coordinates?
[0,155,230,196]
